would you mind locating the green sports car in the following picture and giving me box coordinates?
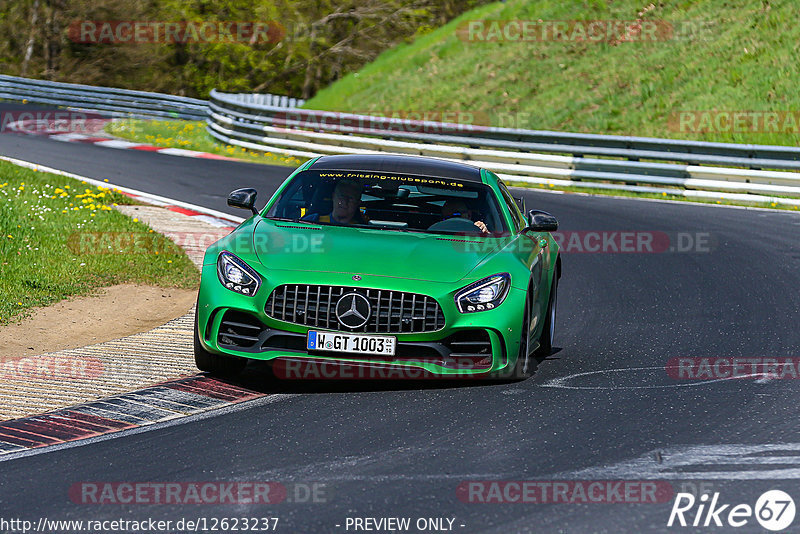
[195,154,561,379]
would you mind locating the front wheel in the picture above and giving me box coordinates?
[493,296,532,381]
[194,312,247,377]
[512,297,533,379]
[534,271,558,357]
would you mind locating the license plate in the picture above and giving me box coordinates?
[307,331,396,356]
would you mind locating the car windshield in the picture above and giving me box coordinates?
[265,170,509,235]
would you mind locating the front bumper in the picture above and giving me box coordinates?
[196,264,526,377]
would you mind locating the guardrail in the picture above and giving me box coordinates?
[2,75,799,207]
[207,89,800,207]
[0,75,209,120]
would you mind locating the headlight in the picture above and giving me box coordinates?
[454,273,510,313]
[217,252,261,296]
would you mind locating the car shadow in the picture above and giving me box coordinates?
[211,348,564,395]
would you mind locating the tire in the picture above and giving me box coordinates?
[512,297,533,379]
[194,312,247,377]
[491,296,532,381]
[535,271,558,357]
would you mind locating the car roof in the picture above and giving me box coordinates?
[308,154,484,182]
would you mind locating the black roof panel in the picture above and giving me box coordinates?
[309,154,483,182]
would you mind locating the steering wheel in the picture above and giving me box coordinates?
[427,217,479,233]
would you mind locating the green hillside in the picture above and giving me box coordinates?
[306,0,800,146]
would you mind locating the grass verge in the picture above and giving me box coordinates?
[0,160,199,325]
[106,119,307,168]
[306,0,800,147]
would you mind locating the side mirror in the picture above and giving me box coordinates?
[526,209,558,232]
[228,188,259,215]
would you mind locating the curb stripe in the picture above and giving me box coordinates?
[0,428,60,447]
[165,382,242,401]
[45,414,113,434]
[7,419,98,441]
[56,410,134,430]
[0,441,27,453]
[0,376,267,456]
[12,126,240,161]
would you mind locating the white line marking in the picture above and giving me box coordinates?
[92,139,142,149]
[553,443,800,480]
[156,147,204,157]
[48,133,90,141]
[539,366,769,390]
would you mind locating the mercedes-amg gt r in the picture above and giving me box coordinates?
[195,154,561,379]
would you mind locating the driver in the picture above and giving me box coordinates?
[442,199,488,234]
[303,180,368,225]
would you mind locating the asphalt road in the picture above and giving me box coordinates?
[2,116,800,533]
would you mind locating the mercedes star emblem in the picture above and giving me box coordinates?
[335,293,371,329]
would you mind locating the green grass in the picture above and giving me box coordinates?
[106,119,307,168]
[0,160,199,325]
[306,0,800,147]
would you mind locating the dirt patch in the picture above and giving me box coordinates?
[0,285,196,358]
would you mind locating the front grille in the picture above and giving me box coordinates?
[265,285,445,334]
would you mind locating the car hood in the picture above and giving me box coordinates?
[252,219,507,283]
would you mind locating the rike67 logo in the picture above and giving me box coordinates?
[668,490,795,531]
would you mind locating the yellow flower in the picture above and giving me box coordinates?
[6,235,12,239]
[103,179,109,182]
[167,260,173,264]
